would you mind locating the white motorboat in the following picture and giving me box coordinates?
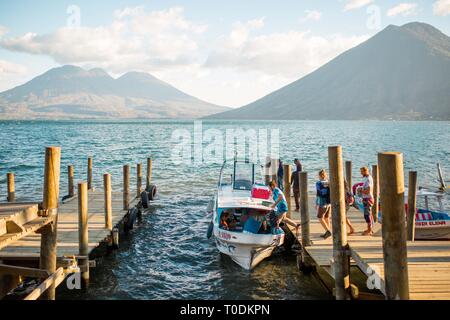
[354,185,450,240]
[411,189,450,240]
[208,160,285,270]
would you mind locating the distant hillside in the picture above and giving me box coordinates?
[206,22,450,120]
[0,65,228,119]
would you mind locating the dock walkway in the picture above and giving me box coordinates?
[287,196,450,300]
[0,190,138,260]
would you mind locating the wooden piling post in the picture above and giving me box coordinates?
[378,152,409,300]
[6,172,15,202]
[407,171,418,242]
[87,157,93,190]
[299,172,311,247]
[271,158,279,184]
[40,146,61,300]
[112,227,119,249]
[104,173,112,231]
[328,146,350,300]
[78,181,89,287]
[137,163,142,198]
[345,161,352,191]
[283,164,292,218]
[372,165,379,223]
[146,158,152,188]
[68,165,75,198]
[123,165,130,210]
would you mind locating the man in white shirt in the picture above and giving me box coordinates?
[360,167,374,236]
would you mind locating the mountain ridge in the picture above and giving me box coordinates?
[206,22,450,120]
[0,65,228,119]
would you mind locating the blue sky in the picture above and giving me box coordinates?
[0,0,449,107]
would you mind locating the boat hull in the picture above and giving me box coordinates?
[213,227,284,270]
[415,220,450,240]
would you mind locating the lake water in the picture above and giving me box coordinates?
[0,120,449,300]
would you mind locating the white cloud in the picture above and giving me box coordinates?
[0,7,207,74]
[300,10,322,22]
[0,8,369,106]
[0,25,8,38]
[387,3,418,17]
[0,59,28,93]
[433,0,450,16]
[228,18,265,47]
[344,0,374,11]
[206,21,368,79]
[0,59,27,76]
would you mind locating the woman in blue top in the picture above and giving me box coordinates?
[269,180,288,231]
[316,169,332,239]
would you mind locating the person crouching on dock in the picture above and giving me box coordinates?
[269,180,288,233]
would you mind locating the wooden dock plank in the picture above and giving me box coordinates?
[0,190,138,258]
[288,194,450,300]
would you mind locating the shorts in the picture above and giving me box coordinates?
[268,210,287,226]
[363,199,374,227]
[317,205,331,219]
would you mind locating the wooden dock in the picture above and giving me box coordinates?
[285,187,450,300]
[0,147,154,300]
[0,191,138,259]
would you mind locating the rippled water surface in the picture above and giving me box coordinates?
[0,120,448,300]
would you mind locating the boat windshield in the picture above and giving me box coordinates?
[233,161,255,191]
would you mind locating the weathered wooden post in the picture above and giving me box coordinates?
[372,165,379,223]
[283,164,292,218]
[112,227,119,249]
[146,158,152,188]
[407,171,418,242]
[78,181,89,287]
[263,156,271,186]
[328,146,350,300]
[87,157,93,190]
[345,161,352,191]
[68,165,75,198]
[137,163,142,198]
[40,146,61,300]
[6,172,15,202]
[123,165,130,210]
[378,152,409,300]
[299,171,311,246]
[104,173,112,231]
[271,158,279,185]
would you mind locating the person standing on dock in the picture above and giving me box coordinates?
[316,169,332,239]
[277,160,284,191]
[291,159,303,212]
[344,180,355,235]
[269,180,288,233]
[359,167,374,236]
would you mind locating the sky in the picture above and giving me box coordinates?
[0,0,449,107]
